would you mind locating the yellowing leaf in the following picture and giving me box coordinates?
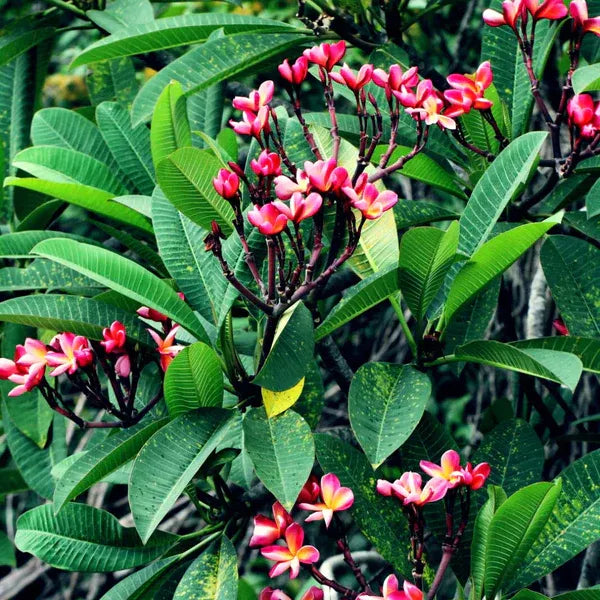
[262,378,305,418]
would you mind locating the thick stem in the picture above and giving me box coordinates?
[306,565,359,599]
[336,537,372,593]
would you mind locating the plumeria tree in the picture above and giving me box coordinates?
[0,0,600,598]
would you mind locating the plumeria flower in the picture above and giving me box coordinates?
[358,575,422,600]
[567,93,600,137]
[407,93,456,130]
[213,168,240,199]
[273,192,323,223]
[483,0,525,28]
[261,523,320,579]
[444,61,494,117]
[137,293,185,323]
[377,472,448,506]
[330,63,374,91]
[303,40,346,71]
[372,65,419,93]
[260,587,324,600]
[570,0,600,37]
[459,462,492,490]
[46,333,93,376]
[304,159,350,193]
[232,81,274,112]
[250,501,293,547]
[248,203,289,235]
[148,325,185,372]
[298,473,354,527]
[420,449,490,490]
[274,170,311,200]
[6,362,46,397]
[553,318,570,336]
[101,321,127,354]
[524,0,568,20]
[342,174,398,220]
[115,354,131,378]
[15,338,48,370]
[279,56,309,85]
[230,106,271,138]
[251,150,283,177]
[394,78,435,109]
[297,474,321,504]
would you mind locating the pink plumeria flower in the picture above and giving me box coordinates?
[570,0,600,36]
[213,168,240,199]
[297,474,321,504]
[251,150,282,177]
[524,0,568,20]
[279,56,309,85]
[298,473,354,528]
[304,159,350,193]
[15,338,48,369]
[444,61,494,117]
[273,192,323,223]
[250,501,293,548]
[148,325,185,372]
[458,462,491,490]
[377,472,448,506]
[303,40,346,71]
[248,203,289,235]
[483,0,525,28]
[408,94,456,130]
[567,93,600,137]
[101,321,127,354]
[358,575,422,600]
[393,78,435,109]
[274,170,310,200]
[261,523,319,579]
[342,173,398,220]
[115,354,131,378]
[372,65,419,92]
[232,81,274,112]
[137,293,185,323]
[7,362,46,397]
[420,449,463,486]
[46,333,93,376]
[230,106,271,138]
[330,63,374,91]
[0,358,18,380]
[1,343,48,397]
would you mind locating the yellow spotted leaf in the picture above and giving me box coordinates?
[262,378,305,418]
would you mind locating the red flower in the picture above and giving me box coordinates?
[273,192,323,224]
[330,63,374,91]
[279,56,309,85]
[148,325,185,372]
[553,318,570,336]
[303,41,346,71]
[251,150,282,177]
[297,474,321,504]
[101,321,127,354]
[342,173,398,220]
[303,158,350,193]
[137,293,185,323]
[298,473,354,527]
[261,523,319,579]
[232,81,274,112]
[247,204,289,235]
[483,0,525,28]
[46,333,93,376]
[376,472,448,506]
[444,61,494,118]
[230,106,271,138]
[213,168,240,199]
[250,501,293,547]
[358,576,422,600]
[524,0,568,20]
[570,0,600,36]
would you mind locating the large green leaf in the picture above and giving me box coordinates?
[0,230,91,258]
[157,147,235,235]
[399,222,459,321]
[87,0,154,33]
[0,18,55,68]
[443,214,561,325]
[87,57,138,106]
[5,392,53,448]
[393,199,459,230]
[32,238,208,342]
[453,340,583,390]
[97,102,155,195]
[349,363,431,467]
[315,266,399,340]
[188,83,225,149]
[572,64,600,93]
[53,418,168,513]
[174,537,238,600]
[0,468,29,498]
[253,303,315,392]
[129,408,234,542]
[164,342,224,417]
[512,449,600,590]
[484,481,561,599]
[151,81,192,166]
[72,14,300,67]
[15,503,177,572]
[0,294,152,345]
[0,530,15,568]
[131,32,309,125]
[243,408,314,511]
[315,433,412,578]
[472,419,543,496]
[541,235,600,338]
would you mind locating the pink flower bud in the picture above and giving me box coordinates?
[101,321,127,354]
[115,354,131,378]
[251,150,282,177]
[303,40,346,71]
[0,358,18,380]
[278,56,309,85]
[553,318,569,336]
[247,203,289,235]
[568,93,595,127]
[330,63,374,91]
[273,192,323,223]
[213,168,240,199]
[483,7,508,25]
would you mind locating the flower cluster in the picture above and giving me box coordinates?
[567,93,600,139]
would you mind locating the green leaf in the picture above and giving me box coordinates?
[572,64,600,93]
[129,408,234,543]
[393,199,458,230]
[315,433,412,578]
[443,214,561,325]
[253,303,315,392]
[174,537,238,600]
[0,294,152,346]
[53,418,168,513]
[0,468,29,498]
[484,481,561,599]
[164,342,224,417]
[188,84,225,149]
[0,530,16,567]
[87,57,138,106]
[72,14,299,67]
[563,210,600,243]
[0,230,92,258]
[349,363,431,467]
[131,32,308,125]
[541,235,600,337]
[16,198,65,231]
[587,178,600,217]
[315,266,399,340]
[157,147,236,235]
[5,392,53,448]
[0,18,55,68]
[399,222,460,321]
[15,503,177,572]
[511,336,600,374]
[87,0,154,33]
[151,81,192,166]
[512,449,600,590]
[32,238,208,343]
[472,419,543,495]
[470,485,507,600]
[453,340,583,390]
[97,102,155,195]
[243,408,314,511]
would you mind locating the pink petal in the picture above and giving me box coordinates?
[331,487,354,511]
[284,523,304,554]
[297,545,320,563]
[261,546,294,562]
[320,473,341,506]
